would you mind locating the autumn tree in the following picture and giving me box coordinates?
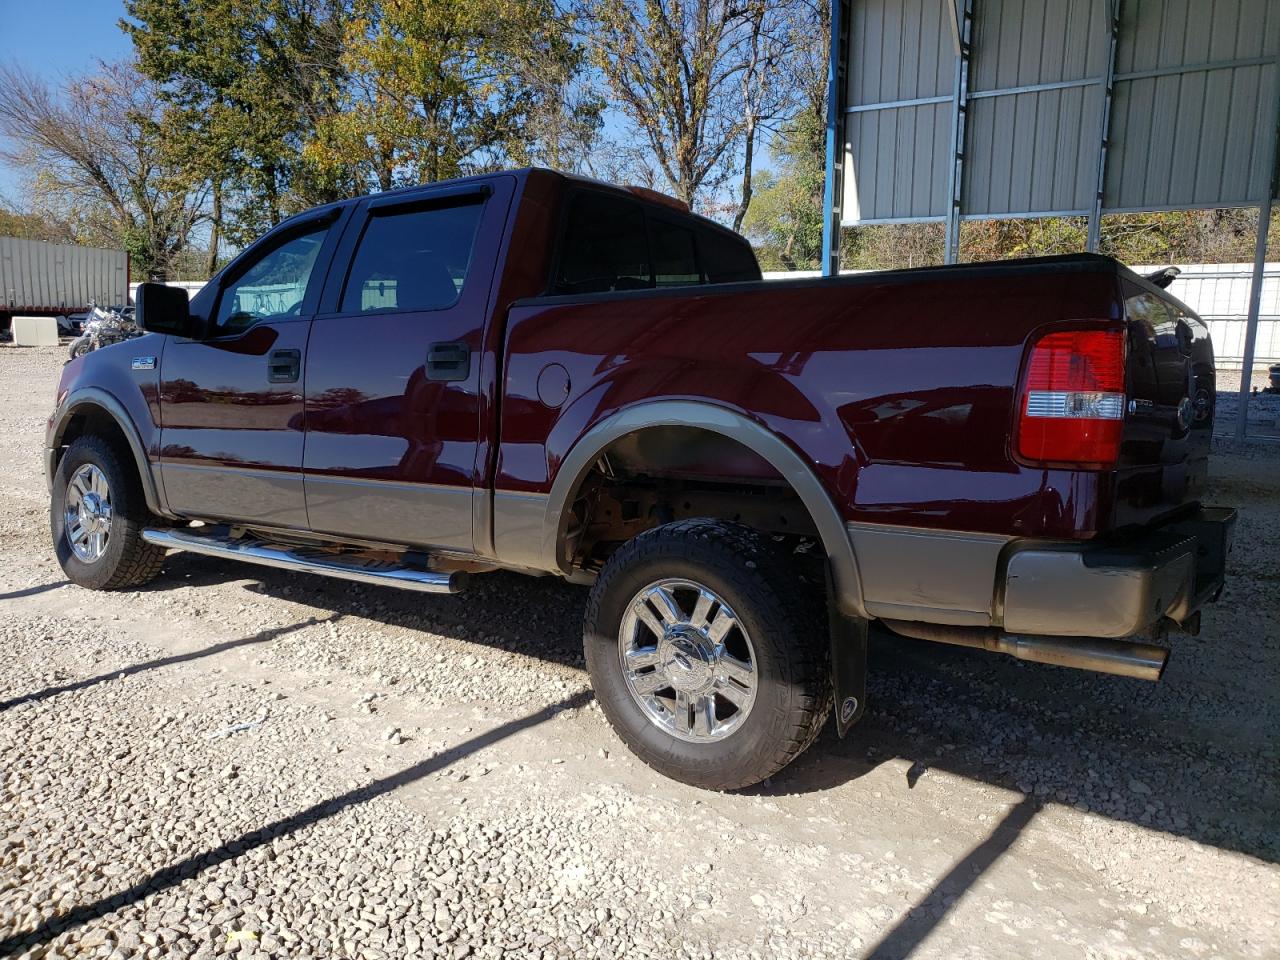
[125,0,351,253]
[307,0,596,190]
[0,62,207,277]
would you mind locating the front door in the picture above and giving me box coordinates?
[303,179,512,551]
[158,216,337,527]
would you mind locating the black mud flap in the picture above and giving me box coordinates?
[826,568,868,737]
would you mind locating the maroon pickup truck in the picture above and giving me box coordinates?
[46,169,1234,789]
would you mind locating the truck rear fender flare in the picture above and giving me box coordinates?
[47,387,170,518]
[542,400,867,619]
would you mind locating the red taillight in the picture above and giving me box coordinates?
[1016,329,1126,467]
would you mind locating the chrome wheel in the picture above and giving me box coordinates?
[619,578,758,742]
[64,464,112,563]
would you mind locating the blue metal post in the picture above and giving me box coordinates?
[822,0,845,277]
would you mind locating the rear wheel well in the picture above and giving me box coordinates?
[563,425,824,575]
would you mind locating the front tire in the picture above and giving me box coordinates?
[51,436,165,590]
[584,520,831,790]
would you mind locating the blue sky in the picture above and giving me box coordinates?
[0,0,134,199]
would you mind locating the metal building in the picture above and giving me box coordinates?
[822,0,1280,438]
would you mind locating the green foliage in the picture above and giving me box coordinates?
[307,0,593,190]
[125,0,351,244]
[742,110,825,270]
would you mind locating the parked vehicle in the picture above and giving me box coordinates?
[66,302,142,359]
[0,236,128,337]
[44,169,1235,790]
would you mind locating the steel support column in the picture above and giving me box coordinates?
[822,0,850,277]
[943,0,974,265]
[1087,0,1120,251]
[1234,61,1280,441]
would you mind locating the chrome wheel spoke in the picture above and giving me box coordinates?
[690,590,715,630]
[646,585,684,626]
[691,694,716,737]
[631,600,665,639]
[631,669,669,696]
[716,678,751,708]
[718,651,753,686]
[91,530,106,557]
[707,607,737,644]
[671,690,693,735]
[625,645,661,670]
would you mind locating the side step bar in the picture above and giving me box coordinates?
[141,528,466,594]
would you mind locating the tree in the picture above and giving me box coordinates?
[0,201,76,244]
[579,0,758,208]
[125,0,352,248]
[0,62,207,277]
[742,111,826,269]
[306,0,595,190]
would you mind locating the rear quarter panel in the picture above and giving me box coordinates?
[498,265,1126,540]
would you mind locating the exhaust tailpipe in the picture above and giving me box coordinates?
[881,620,1168,681]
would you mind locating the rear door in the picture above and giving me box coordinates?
[158,212,341,527]
[302,177,514,551]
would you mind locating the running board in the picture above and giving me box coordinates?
[141,528,466,594]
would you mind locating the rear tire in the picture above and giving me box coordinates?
[583,519,831,790]
[51,435,165,590]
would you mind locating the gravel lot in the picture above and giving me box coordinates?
[2,343,1278,959]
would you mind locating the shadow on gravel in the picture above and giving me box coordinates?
[865,796,1039,960]
[769,632,1279,864]
[134,553,1279,865]
[0,691,591,958]
[0,581,68,601]
[0,616,337,713]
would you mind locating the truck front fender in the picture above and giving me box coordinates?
[46,387,171,519]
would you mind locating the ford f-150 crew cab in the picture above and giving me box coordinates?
[46,168,1235,789]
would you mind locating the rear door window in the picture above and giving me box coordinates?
[649,217,702,287]
[341,200,484,314]
[554,192,652,294]
[697,227,760,283]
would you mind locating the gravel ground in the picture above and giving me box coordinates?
[1,343,1278,960]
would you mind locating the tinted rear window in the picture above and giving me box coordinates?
[552,190,759,294]
[698,226,760,283]
[649,217,701,287]
[554,193,651,294]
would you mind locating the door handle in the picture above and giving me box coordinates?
[268,348,301,383]
[426,341,470,382]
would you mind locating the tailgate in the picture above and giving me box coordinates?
[1113,278,1214,529]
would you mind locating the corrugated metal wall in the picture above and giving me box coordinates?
[964,0,1107,217]
[0,237,128,312]
[842,0,953,221]
[838,0,1280,226]
[1106,0,1280,210]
